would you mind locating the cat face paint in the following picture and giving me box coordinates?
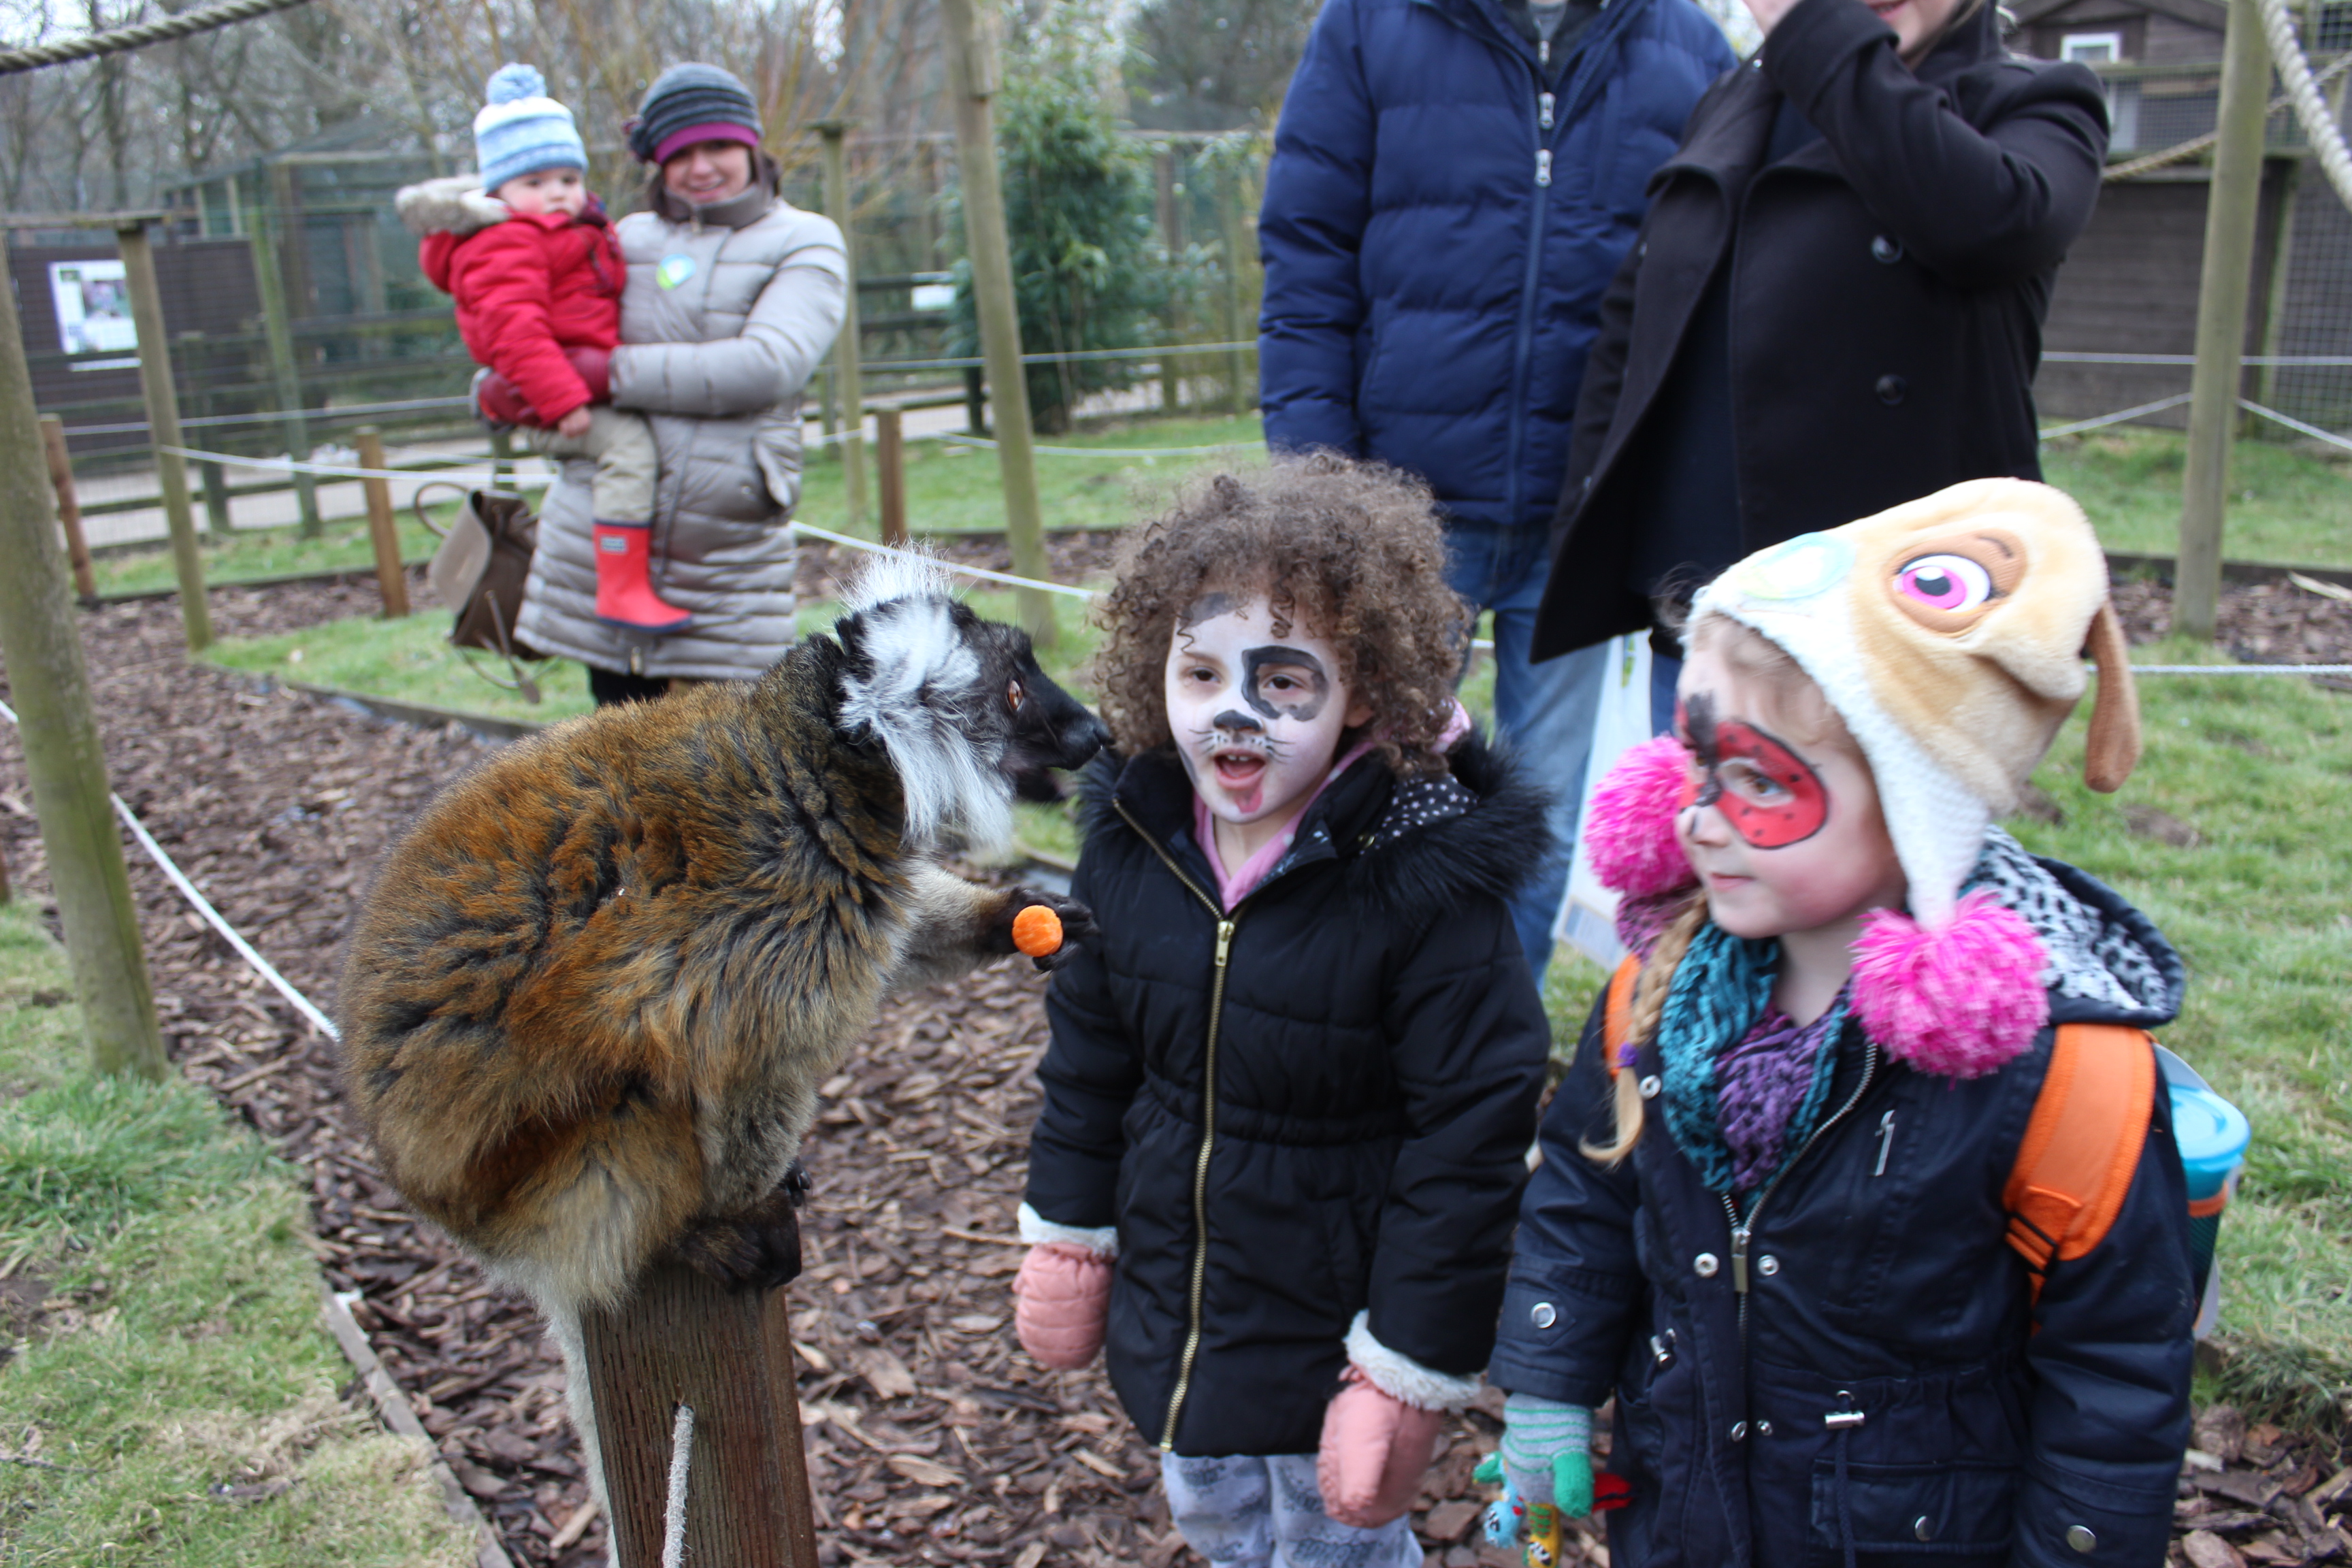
[1679,691,1830,849]
[1166,593,1362,827]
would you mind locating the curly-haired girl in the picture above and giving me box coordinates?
[1010,454,1554,1567]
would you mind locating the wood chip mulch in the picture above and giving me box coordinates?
[0,567,2345,1568]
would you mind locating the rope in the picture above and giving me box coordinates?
[159,444,555,486]
[2038,393,2194,438]
[2102,51,2352,182]
[789,521,1100,600]
[67,395,475,440]
[661,1403,694,1568]
[2254,0,2352,210]
[0,0,318,75]
[2239,395,2352,451]
[0,696,340,1039]
[939,433,1263,458]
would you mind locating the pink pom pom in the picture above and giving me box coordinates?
[1851,894,2049,1079]
[1585,736,1698,898]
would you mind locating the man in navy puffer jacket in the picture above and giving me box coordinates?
[1259,0,1734,965]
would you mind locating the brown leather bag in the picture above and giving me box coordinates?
[415,483,546,702]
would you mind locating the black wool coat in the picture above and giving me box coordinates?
[1531,0,2110,659]
[1025,738,1553,1456]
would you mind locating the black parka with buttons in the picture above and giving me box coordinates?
[1025,740,1552,1456]
[1529,0,2110,659]
[1488,860,2195,1567]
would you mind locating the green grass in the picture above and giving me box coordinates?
[91,512,454,600]
[2006,649,2352,1427]
[200,612,600,728]
[2040,427,2352,568]
[0,902,470,1566]
[793,412,1267,538]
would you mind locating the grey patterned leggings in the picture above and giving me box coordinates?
[1160,1452,1424,1568]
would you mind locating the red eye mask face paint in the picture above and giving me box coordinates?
[1679,693,1831,849]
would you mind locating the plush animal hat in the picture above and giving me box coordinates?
[1586,478,2143,1076]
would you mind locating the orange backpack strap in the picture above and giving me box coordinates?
[1601,956,1642,1071]
[2003,1023,2157,1303]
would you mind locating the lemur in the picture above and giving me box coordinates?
[337,555,1103,1484]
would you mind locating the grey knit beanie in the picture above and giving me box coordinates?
[627,63,763,165]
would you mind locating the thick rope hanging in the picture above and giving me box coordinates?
[0,0,316,76]
[2254,0,2352,210]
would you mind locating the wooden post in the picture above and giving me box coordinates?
[489,426,514,491]
[964,367,986,436]
[815,122,869,533]
[2178,0,2274,642]
[355,427,410,618]
[178,331,234,541]
[37,416,95,601]
[1156,148,1183,414]
[116,220,212,653]
[246,172,321,536]
[939,0,1056,644]
[578,1263,819,1568]
[876,406,907,546]
[0,237,168,1081]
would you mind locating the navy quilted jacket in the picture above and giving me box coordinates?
[1258,0,1737,530]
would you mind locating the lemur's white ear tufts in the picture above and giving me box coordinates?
[845,548,958,617]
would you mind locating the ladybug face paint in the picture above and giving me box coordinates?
[1680,692,1829,849]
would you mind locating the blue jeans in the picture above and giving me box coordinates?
[1443,520,1607,968]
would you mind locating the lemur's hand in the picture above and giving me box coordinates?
[994,888,1097,973]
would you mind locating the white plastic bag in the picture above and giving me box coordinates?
[1554,634,1655,969]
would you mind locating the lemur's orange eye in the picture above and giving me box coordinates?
[1008,680,1025,711]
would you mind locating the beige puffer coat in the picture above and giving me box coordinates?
[517,175,847,681]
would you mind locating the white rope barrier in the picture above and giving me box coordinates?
[0,696,340,1040]
[939,432,1264,458]
[789,521,1100,600]
[2238,397,2352,453]
[159,444,556,487]
[2038,393,2195,439]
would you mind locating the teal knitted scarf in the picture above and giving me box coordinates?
[1655,922,1850,1200]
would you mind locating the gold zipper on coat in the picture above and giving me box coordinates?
[1113,798,1244,1452]
[1718,1037,1880,1350]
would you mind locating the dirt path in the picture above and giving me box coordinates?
[0,570,2345,1567]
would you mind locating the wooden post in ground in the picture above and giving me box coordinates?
[355,427,410,617]
[116,220,212,652]
[0,238,168,1081]
[1156,149,1183,414]
[246,172,321,536]
[815,122,869,533]
[37,416,95,601]
[178,331,234,541]
[2178,0,2274,642]
[876,406,907,546]
[488,426,514,491]
[939,0,1056,645]
[578,1262,819,1568]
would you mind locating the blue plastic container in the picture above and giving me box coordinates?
[2157,1046,2251,1336]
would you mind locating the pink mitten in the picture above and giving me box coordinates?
[1012,1243,1112,1369]
[1316,1366,1447,1529]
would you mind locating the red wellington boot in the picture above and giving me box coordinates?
[593,521,693,632]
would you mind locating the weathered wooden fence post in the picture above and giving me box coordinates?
[116,218,212,652]
[877,406,909,546]
[578,1262,819,1567]
[940,0,1057,644]
[0,236,168,1081]
[246,171,322,537]
[355,427,410,618]
[815,121,870,534]
[1156,147,1183,414]
[2178,0,2274,642]
[37,416,95,601]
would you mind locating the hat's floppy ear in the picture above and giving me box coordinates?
[2080,600,2140,793]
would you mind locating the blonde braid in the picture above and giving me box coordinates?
[1582,895,1710,1166]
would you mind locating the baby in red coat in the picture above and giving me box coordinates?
[399,63,688,633]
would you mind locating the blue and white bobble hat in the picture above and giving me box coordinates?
[474,64,587,195]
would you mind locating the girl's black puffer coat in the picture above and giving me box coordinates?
[1026,738,1553,1456]
[1488,849,2195,1567]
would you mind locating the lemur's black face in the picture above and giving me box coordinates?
[951,605,1111,781]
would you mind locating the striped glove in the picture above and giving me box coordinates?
[1476,1394,1594,1561]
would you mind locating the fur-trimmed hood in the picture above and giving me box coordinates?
[396,174,510,238]
[1078,728,1556,918]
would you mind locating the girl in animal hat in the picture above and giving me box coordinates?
[1012,454,1553,1567]
[1482,478,2195,1567]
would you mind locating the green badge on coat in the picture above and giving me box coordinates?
[657,255,697,290]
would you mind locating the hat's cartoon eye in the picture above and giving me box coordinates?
[1895,553,1996,613]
